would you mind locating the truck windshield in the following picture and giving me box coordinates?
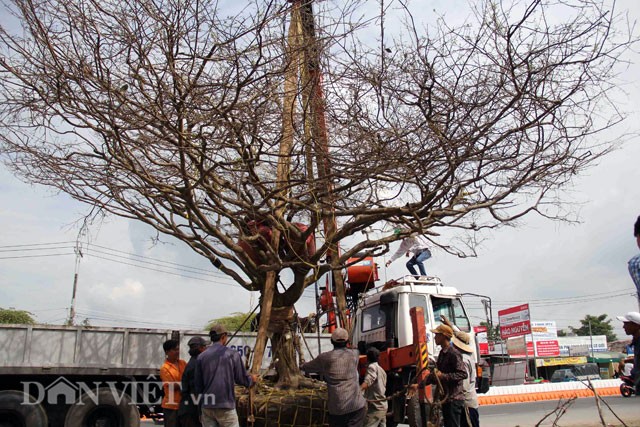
[431,297,471,332]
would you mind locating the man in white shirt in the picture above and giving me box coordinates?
[385,229,431,276]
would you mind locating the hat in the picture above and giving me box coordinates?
[431,324,453,339]
[452,335,473,353]
[209,323,228,335]
[616,312,640,325]
[331,327,349,342]
[188,336,207,347]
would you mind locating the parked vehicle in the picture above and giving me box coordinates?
[349,274,490,427]
[0,324,328,427]
[550,363,600,383]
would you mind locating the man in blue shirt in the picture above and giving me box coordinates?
[629,216,640,305]
[195,324,257,427]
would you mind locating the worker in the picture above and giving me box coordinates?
[195,324,257,427]
[440,316,479,427]
[451,333,480,427]
[409,324,467,427]
[178,336,208,427]
[616,312,640,394]
[360,347,387,427]
[629,215,640,305]
[160,339,187,427]
[301,328,367,427]
[385,229,431,276]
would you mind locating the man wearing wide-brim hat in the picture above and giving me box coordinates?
[410,323,467,427]
[451,331,479,427]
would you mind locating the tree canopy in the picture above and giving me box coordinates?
[0,307,35,324]
[207,312,256,333]
[568,314,617,343]
[0,0,631,294]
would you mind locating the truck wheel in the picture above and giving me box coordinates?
[63,388,140,427]
[406,394,429,427]
[0,390,48,427]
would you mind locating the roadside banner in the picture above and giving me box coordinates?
[474,325,489,355]
[499,304,531,339]
[535,340,560,357]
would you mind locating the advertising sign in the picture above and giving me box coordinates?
[530,321,558,340]
[535,340,560,357]
[474,325,489,355]
[499,304,531,339]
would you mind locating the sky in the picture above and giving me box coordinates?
[0,0,639,342]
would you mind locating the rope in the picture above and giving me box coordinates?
[225,303,260,346]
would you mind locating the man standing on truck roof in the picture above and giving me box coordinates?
[385,228,432,277]
[410,324,467,427]
[617,311,640,394]
[360,347,387,427]
[301,328,367,427]
[160,339,187,427]
[179,336,208,427]
[628,215,640,306]
[195,324,257,427]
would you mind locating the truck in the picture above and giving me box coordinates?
[0,323,329,427]
[349,274,490,427]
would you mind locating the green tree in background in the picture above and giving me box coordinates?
[207,312,256,333]
[479,321,501,341]
[0,308,35,324]
[568,314,617,343]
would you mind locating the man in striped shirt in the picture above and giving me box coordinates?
[301,328,366,427]
[629,215,640,304]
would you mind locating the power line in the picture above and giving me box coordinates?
[85,252,242,288]
[0,253,75,260]
[0,241,75,249]
[89,243,231,279]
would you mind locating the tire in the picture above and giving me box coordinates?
[620,384,633,398]
[406,394,430,427]
[63,387,140,427]
[0,390,48,427]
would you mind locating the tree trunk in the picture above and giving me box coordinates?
[265,305,304,389]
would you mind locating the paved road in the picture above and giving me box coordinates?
[142,396,640,426]
[480,396,639,427]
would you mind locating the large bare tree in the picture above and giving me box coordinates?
[0,0,632,386]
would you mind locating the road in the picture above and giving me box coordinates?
[141,396,640,426]
[479,396,640,427]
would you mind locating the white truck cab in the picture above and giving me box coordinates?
[352,275,475,360]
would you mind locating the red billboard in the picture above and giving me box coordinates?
[498,304,531,339]
[535,340,560,357]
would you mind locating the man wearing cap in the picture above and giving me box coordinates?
[195,324,257,427]
[617,312,640,394]
[411,324,467,427]
[301,328,367,427]
[440,316,479,427]
[629,216,640,304]
[179,336,207,427]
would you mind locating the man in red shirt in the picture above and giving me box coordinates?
[160,339,187,427]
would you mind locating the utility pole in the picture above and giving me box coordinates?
[66,239,83,326]
[588,320,594,360]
